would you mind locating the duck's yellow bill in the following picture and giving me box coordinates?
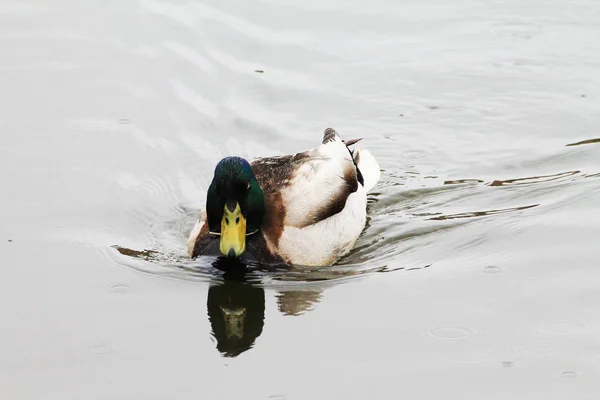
[220,202,246,258]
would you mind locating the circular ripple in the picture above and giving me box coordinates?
[483,266,501,274]
[537,321,586,336]
[402,150,426,159]
[89,344,113,354]
[427,326,478,341]
[560,371,579,379]
[490,22,541,39]
[110,284,131,293]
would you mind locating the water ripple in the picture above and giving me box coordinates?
[429,204,539,221]
[163,41,215,72]
[140,0,315,46]
[488,171,580,187]
[427,326,478,341]
[169,77,220,118]
[566,138,600,147]
[537,321,587,336]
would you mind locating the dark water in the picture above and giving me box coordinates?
[2,0,600,398]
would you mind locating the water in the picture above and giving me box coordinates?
[1,0,600,398]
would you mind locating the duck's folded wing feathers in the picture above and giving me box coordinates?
[251,134,359,229]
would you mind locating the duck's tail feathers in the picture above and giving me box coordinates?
[353,148,380,192]
[322,127,340,144]
[321,127,380,191]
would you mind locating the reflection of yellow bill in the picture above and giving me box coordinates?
[220,305,247,339]
[220,202,246,257]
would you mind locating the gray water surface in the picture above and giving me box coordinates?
[2,0,600,398]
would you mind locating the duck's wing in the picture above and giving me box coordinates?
[251,128,360,229]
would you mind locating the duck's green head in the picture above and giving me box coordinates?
[206,157,265,258]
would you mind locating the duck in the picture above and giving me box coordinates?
[187,127,380,267]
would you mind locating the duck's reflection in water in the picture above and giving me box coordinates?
[276,290,322,316]
[207,277,265,357]
[207,259,323,356]
[114,246,400,356]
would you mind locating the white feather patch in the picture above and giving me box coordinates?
[354,147,380,192]
[276,184,367,266]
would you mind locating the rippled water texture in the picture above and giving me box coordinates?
[2,0,600,398]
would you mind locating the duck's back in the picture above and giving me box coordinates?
[251,128,380,266]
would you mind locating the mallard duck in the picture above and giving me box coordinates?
[187,127,380,266]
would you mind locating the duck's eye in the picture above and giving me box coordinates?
[235,217,240,224]
[225,217,230,225]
